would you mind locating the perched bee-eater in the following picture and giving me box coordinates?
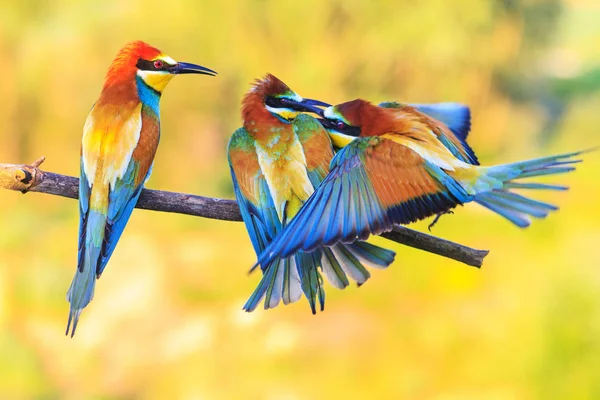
[228,74,397,314]
[67,41,216,337]
[254,99,586,267]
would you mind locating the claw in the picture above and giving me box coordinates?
[428,210,454,231]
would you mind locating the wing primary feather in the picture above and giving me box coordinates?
[302,182,334,249]
[340,167,356,240]
[243,257,279,312]
[355,165,382,236]
[350,170,371,240]
[322,177,344,248]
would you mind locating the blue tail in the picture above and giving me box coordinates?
[473,150,585,227]
[243,252,321,313]
[66,210,106,337]
[243,241,395,313]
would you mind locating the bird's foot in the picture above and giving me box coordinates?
[428,210,454,231]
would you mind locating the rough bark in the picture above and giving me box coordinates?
[0,158,489,267]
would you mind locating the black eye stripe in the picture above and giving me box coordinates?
[325,118,361,137]
[136,58,168,71]
[265,96,286,108]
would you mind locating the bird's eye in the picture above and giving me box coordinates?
[153,60,164,70]
[335,120,346,130]
[279,98,289,104]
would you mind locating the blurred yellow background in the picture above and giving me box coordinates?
[1,0,600,398]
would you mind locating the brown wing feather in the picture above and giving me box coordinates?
[229,145,263,205]
[132,111,160,186]
[364,139,442,209]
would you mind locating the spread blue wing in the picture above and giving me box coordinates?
[254,136,470,269]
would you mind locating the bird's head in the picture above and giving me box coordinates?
[318,99,371,147]
[103,41,216,93]
[242,74,329,125]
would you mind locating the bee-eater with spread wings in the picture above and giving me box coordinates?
[228,75,397,314]
[67,41,216,336]
[254,99,586,268]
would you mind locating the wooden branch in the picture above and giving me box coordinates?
[0,158,489,268]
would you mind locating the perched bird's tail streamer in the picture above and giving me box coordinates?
[66,210,105,337]
[244,241,395,313]
[471,150,588,227]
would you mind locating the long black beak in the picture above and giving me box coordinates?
[304,98,331,107]
[289,98,330,115]
[169,62,217,76]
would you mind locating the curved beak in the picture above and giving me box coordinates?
[169,62,217,76]
[289,98,331,115]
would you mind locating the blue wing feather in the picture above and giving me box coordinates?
[254,138,469,268]
[77,163,90,273]
[231,167,280,260]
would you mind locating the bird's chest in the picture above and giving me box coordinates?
[82,103,144,190]
[254,131,314,222]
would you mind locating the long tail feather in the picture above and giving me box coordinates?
[504,182,568,191]
[66,210,105,337]
[296,252,322,313]
[472,150,586,227]
[345,241,396,269]
[244,241,395,313]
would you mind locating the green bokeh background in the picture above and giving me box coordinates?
[1,1,599,398]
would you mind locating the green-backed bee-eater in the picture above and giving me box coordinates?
[254,99,586,267]
[227,74,397,314]
[67,41,216,337]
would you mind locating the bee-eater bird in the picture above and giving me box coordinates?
[253,99,586,268]
[228,74,397,314]
[67,41,216,337]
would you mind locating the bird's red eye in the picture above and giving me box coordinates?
[336,120,346,130]
[153,60,164,69]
